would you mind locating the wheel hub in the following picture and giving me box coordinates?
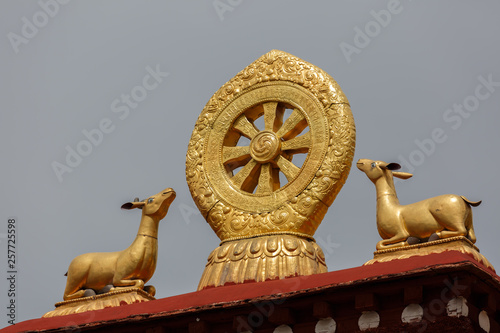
[250,131,281,164]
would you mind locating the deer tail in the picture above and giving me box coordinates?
[461,196,482,207]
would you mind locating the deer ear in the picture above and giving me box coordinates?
[392,171,413,179]
[385,163,401,170]
[121,201,145,210]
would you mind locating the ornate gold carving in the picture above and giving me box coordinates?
[186,50,356,242]
[364,236,495,272]
[198,235,327,289]
[43,288,154,318]
[186,50,355,289]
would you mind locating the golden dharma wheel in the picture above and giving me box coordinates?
[186,50,355,288]
[206,82,328,214]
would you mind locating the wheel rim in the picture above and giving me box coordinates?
[204,82,328,213]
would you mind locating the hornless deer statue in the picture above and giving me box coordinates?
[357,159,480,250]
[63,188,176,300]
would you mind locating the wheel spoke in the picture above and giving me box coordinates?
[231,159,260,191]
[233,115,259,139]
[272,167,281,191]
[263,102,283,132]
[227,103,310,193]
[255,163,273,194]
[275,108,307,140]
[281,132,311,154]
[222,146,251,165]
[276,156,300,182]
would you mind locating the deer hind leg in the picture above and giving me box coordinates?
[435,226,467,240]
[111,277,145,290]
[464,207,476,243]
[466,213,476,243]
[435,216,468,240]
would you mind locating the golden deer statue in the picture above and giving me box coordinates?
[357,159,480,250]
[63,188,176,300]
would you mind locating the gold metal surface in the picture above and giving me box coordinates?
[62,188,175,301]
[186,49,355,240]
[357,159,482,251]
[186,50,355,289]
[43,288,154,318]
[364,236,495,272]
[198,234,327,289]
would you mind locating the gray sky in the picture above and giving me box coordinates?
[1,1,499,326]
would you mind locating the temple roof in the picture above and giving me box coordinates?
[2,251,498,332]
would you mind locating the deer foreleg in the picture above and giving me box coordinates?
[376,239,408,250]
[63,289,87,301]
[376,219,409,250]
